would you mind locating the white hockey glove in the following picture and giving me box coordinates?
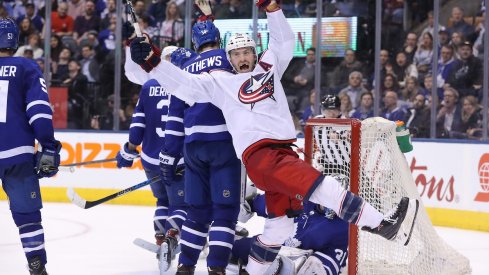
[238,200,255,223]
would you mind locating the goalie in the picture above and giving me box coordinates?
[230,181,349,275]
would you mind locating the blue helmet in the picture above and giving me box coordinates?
[170,48,197,69]
[191,20,220,51]
[0,18,19,50]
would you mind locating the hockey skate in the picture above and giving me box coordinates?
[176,264,196,275]
[159,228,180,272]
[208,266,226,275]
[28,256,48,275]
[362,197,419,245]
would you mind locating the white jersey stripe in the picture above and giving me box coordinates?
[141,151,159,165]
[29,114,52,124]
[26,100,51,111]
[130,123,146,128]
[208,240,233,249]
[0,146,35,159]
[185,124,228,135]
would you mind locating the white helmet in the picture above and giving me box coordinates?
[225,33,257,69]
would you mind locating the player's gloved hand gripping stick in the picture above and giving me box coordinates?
[159,150,185,185]
[35,140,62,178]
[116,142,140,168]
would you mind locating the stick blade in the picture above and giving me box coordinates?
[66,187,87,209]
[133,238,160,254]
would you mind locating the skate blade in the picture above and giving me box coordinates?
[158,242,172,272]
[395,199,420,246]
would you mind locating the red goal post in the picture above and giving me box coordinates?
[303,117,471,275]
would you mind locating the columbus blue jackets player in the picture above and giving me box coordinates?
[232,193,349,275]
[116,46,188,271]
[0,18,61,275]
[157,21,242,274]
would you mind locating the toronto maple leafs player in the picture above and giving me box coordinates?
[116,46,188,272]
[232,192,349,275]
[157,21,242,274]
[0,18,61,275]
[125,1,419,274]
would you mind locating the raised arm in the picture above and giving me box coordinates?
[263,3,295,77]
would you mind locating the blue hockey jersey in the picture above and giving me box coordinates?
[0,57,55,166]
[128,79,170,170]
[180,49,234,143]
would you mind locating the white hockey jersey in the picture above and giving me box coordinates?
[125,10,296,160]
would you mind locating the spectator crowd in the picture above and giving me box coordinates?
[3,0,488,140]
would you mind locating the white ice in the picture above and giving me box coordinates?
[1,201,488,275]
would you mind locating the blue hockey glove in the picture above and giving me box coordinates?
[130,35,162,72]
[159,150,184,185]
[122,21,136,44]
[116,142,139,168]
[35,140,62,178]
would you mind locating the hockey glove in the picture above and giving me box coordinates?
[238,200,255,223]
[35,140,62,178]
[130,35,162,72]
[116,142,139,168]
[122,21,136,45]
[194,0,215,22]
[159,150,184,185]
[255,0,280,12]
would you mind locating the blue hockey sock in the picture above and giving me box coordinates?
[207,220,236,267]
[153,199,169,234]
[179,219,209,266]
[165,205,187,233]
[12,211,47,265]
[231,237,254,265]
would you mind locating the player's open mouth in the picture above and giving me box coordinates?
[239,64,250,71]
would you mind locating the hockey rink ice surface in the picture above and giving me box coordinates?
[1,201,489,275]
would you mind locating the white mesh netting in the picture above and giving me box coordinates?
[307,117,471,275]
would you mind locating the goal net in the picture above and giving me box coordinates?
[303,117,471,275]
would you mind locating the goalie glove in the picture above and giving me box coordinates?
[194,0,215,22]
[35,140,62,178]
[130,35,161,72]
[255,0,281,12]
[159,150,185,185]
[116,142,139,168]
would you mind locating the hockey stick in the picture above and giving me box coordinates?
[66,176,159,209]
[58,166,75,173]
[60,157,120,167]
[121,0,142,37]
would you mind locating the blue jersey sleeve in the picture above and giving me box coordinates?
[163,95,187,155]
[128,84,148,146]
[24,60,56,148]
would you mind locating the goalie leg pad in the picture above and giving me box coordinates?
[297,256,327,275]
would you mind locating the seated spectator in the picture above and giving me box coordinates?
[399,76,421,109]
[351,91,374,120]
[436,44,457,98]
[370,49,392,90]
[436,87,463,138]
[404,93,431,138]
[338,93,354,118]
[16,2,44,33]
[449,31,465,59]
[98,14,117,55]
[402,32,418,63]
[381,90,406,122]
[124,92,139,119]
[52,48,73,84]
[447,6,476,42]
[90,95,129,130]
[18,17,38,47]
[148,0,167,23]
[14,33,43,59]
[73,0,101,44]
[451,95,482,139]
[283,47,317,114]
[418,10,446,45]
[473,10,485,59]
[64,59,88,129]
[101,0,117,29]
[214,0,249,19]
[413,32,434,79]
[50,2,74,37]
[79,45,100,83]
[338,71,368,109]
[438,29,450,47]
[68,0,86,20]
[332,48,363,91]
[446,41,483,99]
[50,34,64,63]
[133,0,155,26]
[380,73,400,96]
[156,1,184,47]
[392,51,418,88]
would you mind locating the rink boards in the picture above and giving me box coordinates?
[1,131,489,232]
